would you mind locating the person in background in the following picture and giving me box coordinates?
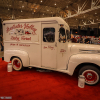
[71,36,77,43]
[89,38,92,44]
[77,37,80,43]
[0,34,4,51]
[85,36,90,44]
[80,36,84,43]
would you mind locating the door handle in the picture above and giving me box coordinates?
[55,42,57,47]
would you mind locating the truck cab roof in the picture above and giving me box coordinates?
[3,17,69,30]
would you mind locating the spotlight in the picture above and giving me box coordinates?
[66,6,68,8]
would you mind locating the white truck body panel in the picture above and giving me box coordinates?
[3,17,100,76]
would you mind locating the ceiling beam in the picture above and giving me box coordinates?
[64,5,100,19]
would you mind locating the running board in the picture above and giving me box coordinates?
[29,65,72,76]
[56,69,72,76]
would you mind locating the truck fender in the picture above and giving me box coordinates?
[67,54,100,75]
[4,50,29,67]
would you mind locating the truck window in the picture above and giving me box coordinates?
[43,28,55,42]
[59,27,66,43]
[66,30,70,39]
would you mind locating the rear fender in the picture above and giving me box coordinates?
[4,50,29,67]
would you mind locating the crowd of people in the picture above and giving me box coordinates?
[71,34,100,44]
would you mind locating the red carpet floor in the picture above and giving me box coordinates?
[0,58,100,100]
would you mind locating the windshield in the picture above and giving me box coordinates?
[66,30,70,40]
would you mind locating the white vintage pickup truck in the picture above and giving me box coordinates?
[3,17,100,85]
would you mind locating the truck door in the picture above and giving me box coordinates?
[42,23,58,69]
[57,25,69,70]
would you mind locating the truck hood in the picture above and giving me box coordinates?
[69,43,100,54]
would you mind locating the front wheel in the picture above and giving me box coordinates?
[12,57,23,71]
[79,65,100,86]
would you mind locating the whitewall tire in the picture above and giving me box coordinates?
[12,57,23,71]
[79,65,100,86]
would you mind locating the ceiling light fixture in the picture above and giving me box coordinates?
[22,5,24,8]
[21,10,22,12]
[41,0,42,2]
[8,8,9,10]
[34,9,36,12]
[92,2,95,5]
[54,3,56,5]
[66,6,68,8]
